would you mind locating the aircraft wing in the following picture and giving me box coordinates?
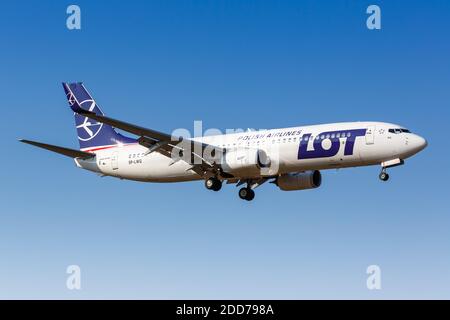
[19,139,95,159]
[74,110,226,178]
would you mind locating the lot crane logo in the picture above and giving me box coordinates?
[66,91,76,107]
[74,99,104,141]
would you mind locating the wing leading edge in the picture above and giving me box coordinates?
[73,109,227,178]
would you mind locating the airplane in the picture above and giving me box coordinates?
[20,82,428,201]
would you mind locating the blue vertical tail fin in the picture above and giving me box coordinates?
[62,82,136,150]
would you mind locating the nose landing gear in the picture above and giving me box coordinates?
[379,159,404,182]
[379,168,389,181]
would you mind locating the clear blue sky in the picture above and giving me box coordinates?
[1,0,449,299]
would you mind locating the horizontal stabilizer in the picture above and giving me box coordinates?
[19,139,95,159]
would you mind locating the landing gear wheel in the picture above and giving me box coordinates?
[238,187,255,201]
[379,172,389,181]
[205,177,222,191]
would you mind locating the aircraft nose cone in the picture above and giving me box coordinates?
[411,134,428,153]
[417,135,428,151]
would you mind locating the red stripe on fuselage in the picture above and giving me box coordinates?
[82,143,137,153]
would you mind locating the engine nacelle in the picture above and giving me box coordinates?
[222,148,270,176]
[277,171,322,191]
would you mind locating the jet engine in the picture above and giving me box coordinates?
[222,148,271,176]
[276,171,322,191]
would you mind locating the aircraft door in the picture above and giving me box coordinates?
[365,126,375,145]
[111,151,119,170]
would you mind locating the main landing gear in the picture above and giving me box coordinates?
[379,168,389,181]
[204,177,259,201]
[238,187,255,201]
[205,177,222,191]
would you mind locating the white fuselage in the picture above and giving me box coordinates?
[75,121,427,182]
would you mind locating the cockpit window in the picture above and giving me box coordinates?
[388,128,411,134]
